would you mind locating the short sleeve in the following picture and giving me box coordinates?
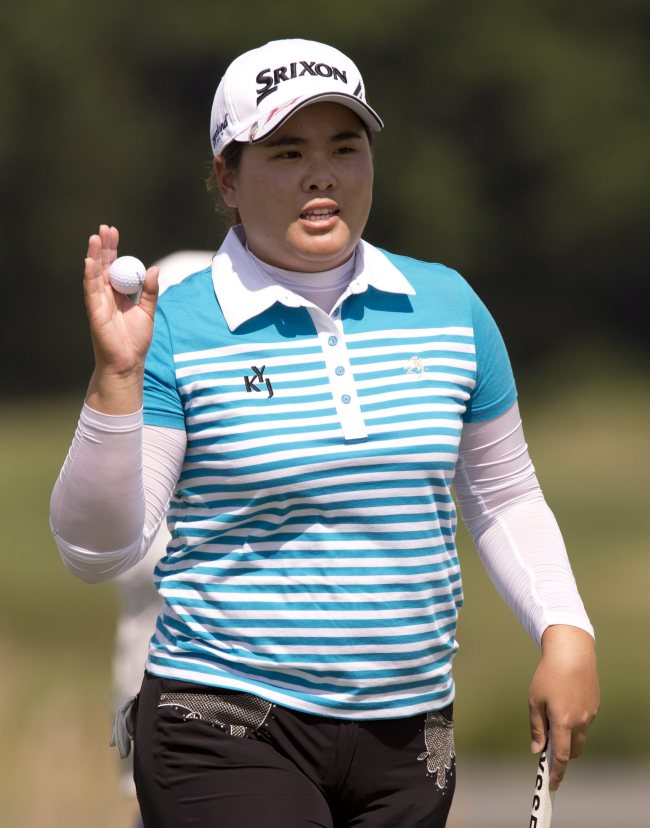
[143,306,185,430]
[463,290,517,423]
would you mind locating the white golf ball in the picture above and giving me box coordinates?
[109,256,146,295]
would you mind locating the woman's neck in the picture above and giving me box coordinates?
[248,248,356,314]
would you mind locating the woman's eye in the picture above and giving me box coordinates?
[274,150,301,159]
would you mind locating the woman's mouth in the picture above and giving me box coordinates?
[300,206,339,222]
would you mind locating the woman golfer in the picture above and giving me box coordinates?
[51,38,599,827]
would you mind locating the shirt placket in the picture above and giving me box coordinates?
[308,307,368,442]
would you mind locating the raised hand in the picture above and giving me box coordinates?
[84,224,159,413]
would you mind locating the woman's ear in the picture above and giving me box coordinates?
[214,155,238,208]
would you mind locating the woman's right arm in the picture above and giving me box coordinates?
[49,225,183,582]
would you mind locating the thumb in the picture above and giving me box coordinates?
[139,265,160,312]
[529,702,548,755]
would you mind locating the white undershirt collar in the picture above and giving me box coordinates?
[248,249,355,315]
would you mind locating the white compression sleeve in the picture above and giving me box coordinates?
[52,401,594,644]
[50,404,185,583]
[454,402,594,645]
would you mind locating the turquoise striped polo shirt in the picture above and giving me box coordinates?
[143,227,516,719]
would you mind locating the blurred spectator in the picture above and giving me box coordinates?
[111,250,213,805]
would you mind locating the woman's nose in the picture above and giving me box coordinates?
[303,159,336,192]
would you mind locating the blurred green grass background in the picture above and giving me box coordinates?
[1,347,648,825]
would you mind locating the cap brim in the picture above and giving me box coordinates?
[235,93,384,145]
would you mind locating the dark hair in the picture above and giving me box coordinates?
[205,141,243,228]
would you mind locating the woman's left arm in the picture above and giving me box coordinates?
[530,624,599,789]
[454,402,600,789]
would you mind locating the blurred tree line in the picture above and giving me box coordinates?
[2,0,648,394]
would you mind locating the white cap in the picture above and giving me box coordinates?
[209,39,383,156]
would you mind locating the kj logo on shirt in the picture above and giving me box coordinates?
[243,365,274,398]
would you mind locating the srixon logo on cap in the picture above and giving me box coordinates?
[256,62,349,104]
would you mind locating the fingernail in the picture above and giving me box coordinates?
[530,740,542,754]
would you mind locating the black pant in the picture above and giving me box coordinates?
[134,673,455,827]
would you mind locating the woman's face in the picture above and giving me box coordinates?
[215,102,374,272]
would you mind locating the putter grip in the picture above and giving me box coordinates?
[529,739,554,827]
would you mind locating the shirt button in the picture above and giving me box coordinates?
[341,394,351,404]
[328,335,338,346]
[335,366,345,376]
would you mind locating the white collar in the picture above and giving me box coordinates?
[212,225,415,331]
